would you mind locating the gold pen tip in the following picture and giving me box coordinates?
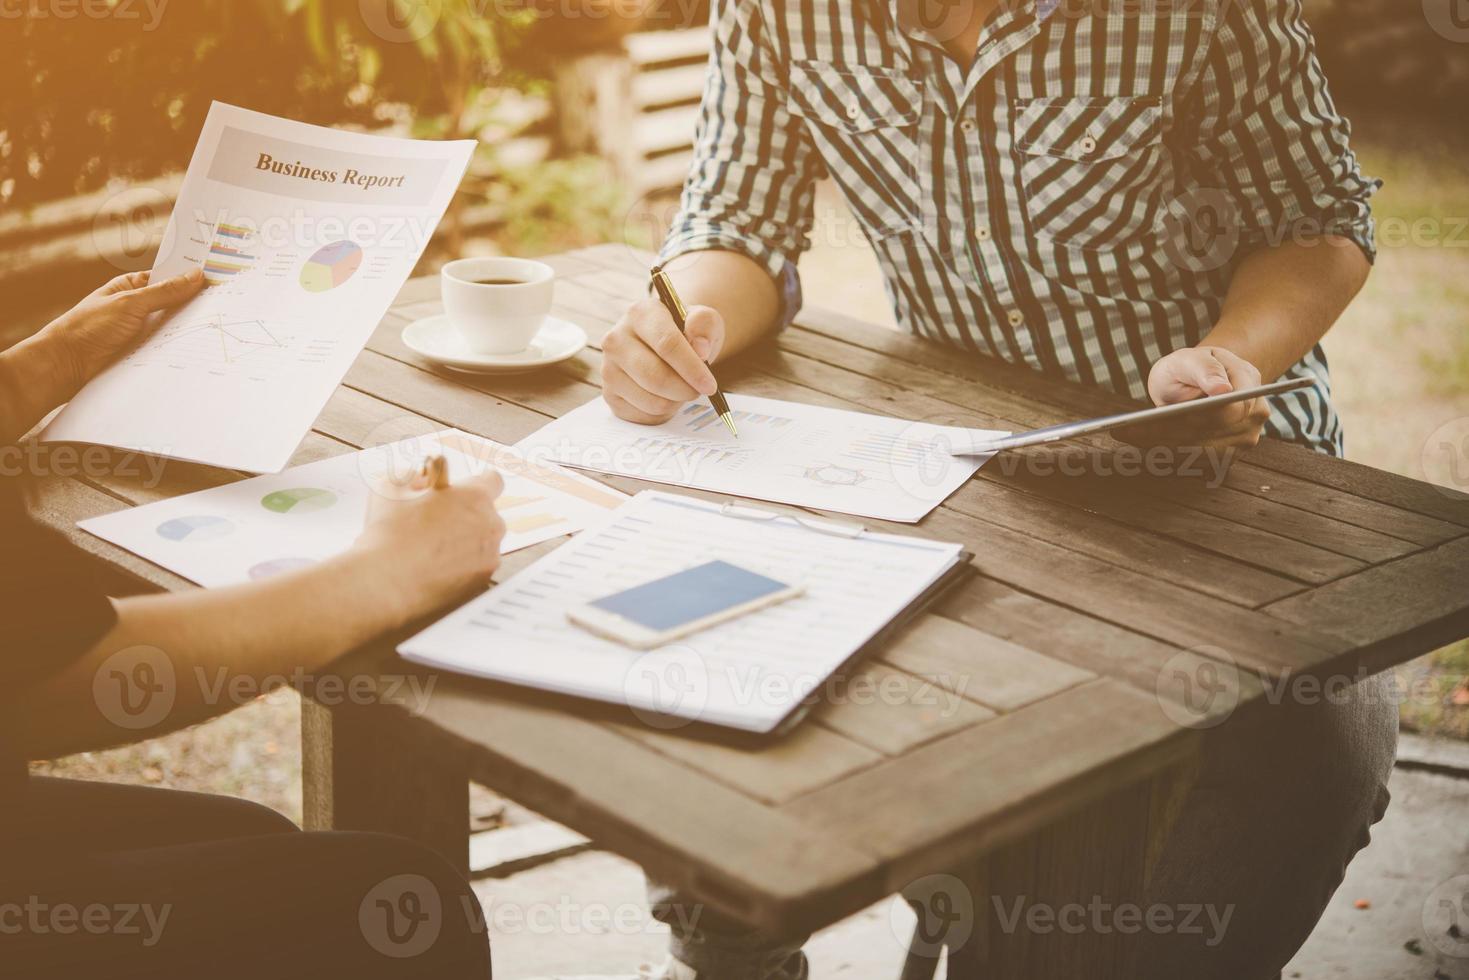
[722,413,739,438]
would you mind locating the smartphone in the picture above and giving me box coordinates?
[567,560,803,649]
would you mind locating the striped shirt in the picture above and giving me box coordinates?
[659,0,1380,454]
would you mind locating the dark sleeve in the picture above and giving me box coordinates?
[1,477,118,689]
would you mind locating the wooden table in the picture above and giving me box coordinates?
[34,244,1469,975]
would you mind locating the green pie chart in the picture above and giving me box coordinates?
[261,487,337,514]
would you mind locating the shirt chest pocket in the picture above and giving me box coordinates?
[787,61,924,239]
[1013,96,1167,250]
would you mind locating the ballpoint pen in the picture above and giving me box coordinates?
[649,263,739,438]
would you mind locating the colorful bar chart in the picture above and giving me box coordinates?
[203,222,257,285]
[680,404,794,434]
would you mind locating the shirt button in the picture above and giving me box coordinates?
[846,104,861,119]
[1079,134,1098,155]
[1007,310,1024,327]
[976,226,991,241]
[960,118,976,134]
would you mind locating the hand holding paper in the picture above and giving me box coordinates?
[41,103,476,472]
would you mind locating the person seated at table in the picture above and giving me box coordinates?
[600,1,1396,977]
[0,269,505,978]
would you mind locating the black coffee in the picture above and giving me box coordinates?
[469,277,526,286]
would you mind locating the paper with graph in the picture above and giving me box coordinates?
[515,394,1007,522]
[76,429,625,589]
[41,102,475,472]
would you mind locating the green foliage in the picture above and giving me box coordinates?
[487,155,633,255]
[0,0,537,208]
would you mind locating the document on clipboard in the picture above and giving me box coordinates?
[398,491,972,736]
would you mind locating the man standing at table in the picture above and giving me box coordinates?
[600,0,1396,977]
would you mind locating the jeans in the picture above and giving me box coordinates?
[0,777,492,979]
[651,672,1398,980]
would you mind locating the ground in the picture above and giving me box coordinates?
[30,110,1469,977]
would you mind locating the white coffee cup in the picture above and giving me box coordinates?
[441,257,554,355]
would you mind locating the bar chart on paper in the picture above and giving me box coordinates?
[680,403,795,434]
[202,221,258,285]
[516,393,1008,522]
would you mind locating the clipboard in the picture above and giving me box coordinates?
[710,501,976,739]
[947,376,1315,455]
[398,491,976,740]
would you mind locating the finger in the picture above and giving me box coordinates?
[97,271,151,296]
[1201,429,1262,451]
[1159,349,1234,403]
[470,468,505,500]
[127,267,206,312]
[632,314,717,397]
[605,389,675,426]
[1207,347,1262,388]
[423,455,450,490]
[617,333,703,402]
[603,360,681,418]
[683,306,725,364]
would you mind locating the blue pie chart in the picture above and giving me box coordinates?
[157,515,235,542]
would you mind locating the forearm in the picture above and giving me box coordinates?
[1201,237,1371,380]
[9,548,413,761]
[0,329,76,444]
[662,250,783,361]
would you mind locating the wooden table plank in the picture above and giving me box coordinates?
[975,462,1377,585]
[936,576,1268,719]
[943,478,1316,603]
[918,508,1346,678]
[881,615,1094,714]
[813,662,998,757]
[614,719,884,807]
[1264,537,1469,673]
[781,680,1196,887]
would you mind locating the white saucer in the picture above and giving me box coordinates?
[402,314,587,375]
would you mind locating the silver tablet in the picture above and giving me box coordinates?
[948,376,1316,455]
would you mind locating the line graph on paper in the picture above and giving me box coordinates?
[126,313,338,378]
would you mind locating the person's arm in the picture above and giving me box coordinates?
[0,269,204,443]
[6,468,506,762]
[602,0,819,424]
[1143,0,1378,448]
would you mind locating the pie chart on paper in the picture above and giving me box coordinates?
[299,240,364,293]
[260,487,338,514]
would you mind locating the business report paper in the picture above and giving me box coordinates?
[41,102,475,472]
[77,430,625,589]
[399,491,967,733]
[515,393,1009,522]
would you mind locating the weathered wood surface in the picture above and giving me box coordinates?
[29,244,1469,948]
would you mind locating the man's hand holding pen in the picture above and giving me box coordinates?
[600,281,730,429]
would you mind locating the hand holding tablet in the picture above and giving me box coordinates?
[947,377,1315,455]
